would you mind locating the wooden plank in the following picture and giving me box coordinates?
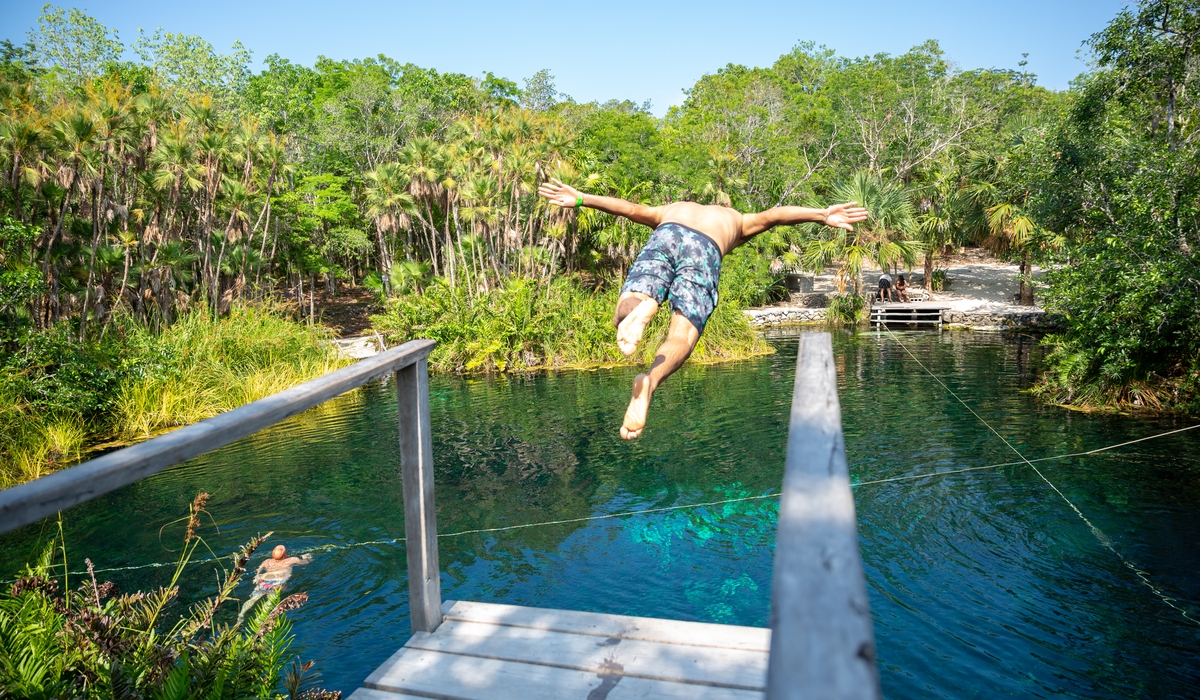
[402,619,767,690]
[871,319,942,325]
[365,647,763,700]
[0,339,435,535]
[397,357,442,634]
[869,302,948,310]
[441,600,770,652]
[765,333,880,700]
[346,688,434,700]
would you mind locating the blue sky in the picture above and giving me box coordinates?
[2,1,1128,115]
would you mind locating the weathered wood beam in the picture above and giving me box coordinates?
[396,357,442,633]
[0,339,436,535]
[766,332,881,700]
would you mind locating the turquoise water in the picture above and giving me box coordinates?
[3,329,1199,697]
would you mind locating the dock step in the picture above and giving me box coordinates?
[871,303,948,329]
[351,600,770,699]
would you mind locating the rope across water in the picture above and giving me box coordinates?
[39,420,1199,608]
[880,326,1199,626]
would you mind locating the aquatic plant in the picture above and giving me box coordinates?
[0,496,338,699]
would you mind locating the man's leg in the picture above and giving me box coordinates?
[615,291,659,356]
[621,312,700,440]
[237,590,264,624]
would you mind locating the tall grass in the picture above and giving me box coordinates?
[116,306,351,439]
[0,305,349,486]
[371,275,773,373]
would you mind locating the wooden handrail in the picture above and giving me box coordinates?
[0,339,436,537]
[766,332,881,699]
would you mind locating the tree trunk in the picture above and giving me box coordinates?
[1019,252,1034,306]
[923,251,934,291]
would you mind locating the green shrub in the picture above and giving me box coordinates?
[826,294,865,325]
[930,268,948,292]
[371,275,773,372]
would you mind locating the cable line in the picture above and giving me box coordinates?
[880,326,1199,626]
[32,420,1197,604]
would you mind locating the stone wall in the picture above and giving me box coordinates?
[942,308,1063,330]
[744,307,827,326]
[744,305,1063,330]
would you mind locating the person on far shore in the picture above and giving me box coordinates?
[895,274,910,302]
[237,544,312,624]
[877,272,895,302]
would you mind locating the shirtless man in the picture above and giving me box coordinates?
[237,544,312,624]
[538,178,868,439]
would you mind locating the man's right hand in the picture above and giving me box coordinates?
[538,177,582,208]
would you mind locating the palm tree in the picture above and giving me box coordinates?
[365,162,415,296]
[915,166,967,291]
[962,153,1053,306]
[801,172,923,295]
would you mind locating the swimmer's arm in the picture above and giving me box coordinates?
[742,202,868,237]
[537,178,662,228]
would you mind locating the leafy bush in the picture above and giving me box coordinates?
[1033,247,1200,412]
[0,496,338,699]
[718,247,785,308]
[826,294,866,325]
[930,268,948,292]
[371,275,772,372]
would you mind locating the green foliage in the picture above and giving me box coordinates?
[0,305,348,485]
[718,246,784,308]
[800,172,922,293]
[930,267,948,292]
[1027,0,1200,412]
[0,499,337,698]
[0,218,45,345]
[826,294,866,325]
[27,4,123,85]
[372,276,772,373]
[132,28,252,98]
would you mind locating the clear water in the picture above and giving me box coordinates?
[3,330,1199,698]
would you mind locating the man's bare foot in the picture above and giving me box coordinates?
[621,373,652,439]
[617,299,657,356]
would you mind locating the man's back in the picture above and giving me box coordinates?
[657,202,744,255]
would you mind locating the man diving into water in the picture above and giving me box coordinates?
[538,178,868,439]
[237,544,312,624]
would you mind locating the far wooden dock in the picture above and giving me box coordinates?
[871,301,950,329]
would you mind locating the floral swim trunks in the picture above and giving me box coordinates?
[621,222,723,334]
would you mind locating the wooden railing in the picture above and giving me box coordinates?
[766,332,881,699]
[0,338,444,633]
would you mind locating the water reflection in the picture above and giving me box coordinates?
[2,330,1197,697]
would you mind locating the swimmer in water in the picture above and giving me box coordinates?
[237,544,312,624]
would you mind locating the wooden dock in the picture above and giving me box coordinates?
[348,600,770,700]
[0,333,880,700]
[870,301,949,329]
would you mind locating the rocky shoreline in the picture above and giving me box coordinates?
[744,297,1063,331]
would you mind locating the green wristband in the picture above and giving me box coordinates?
[575,194,584,208]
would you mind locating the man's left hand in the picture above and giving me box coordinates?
[825,202,869,231]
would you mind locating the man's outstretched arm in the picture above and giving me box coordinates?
[741,202,868,237]
[538,178,663,228]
